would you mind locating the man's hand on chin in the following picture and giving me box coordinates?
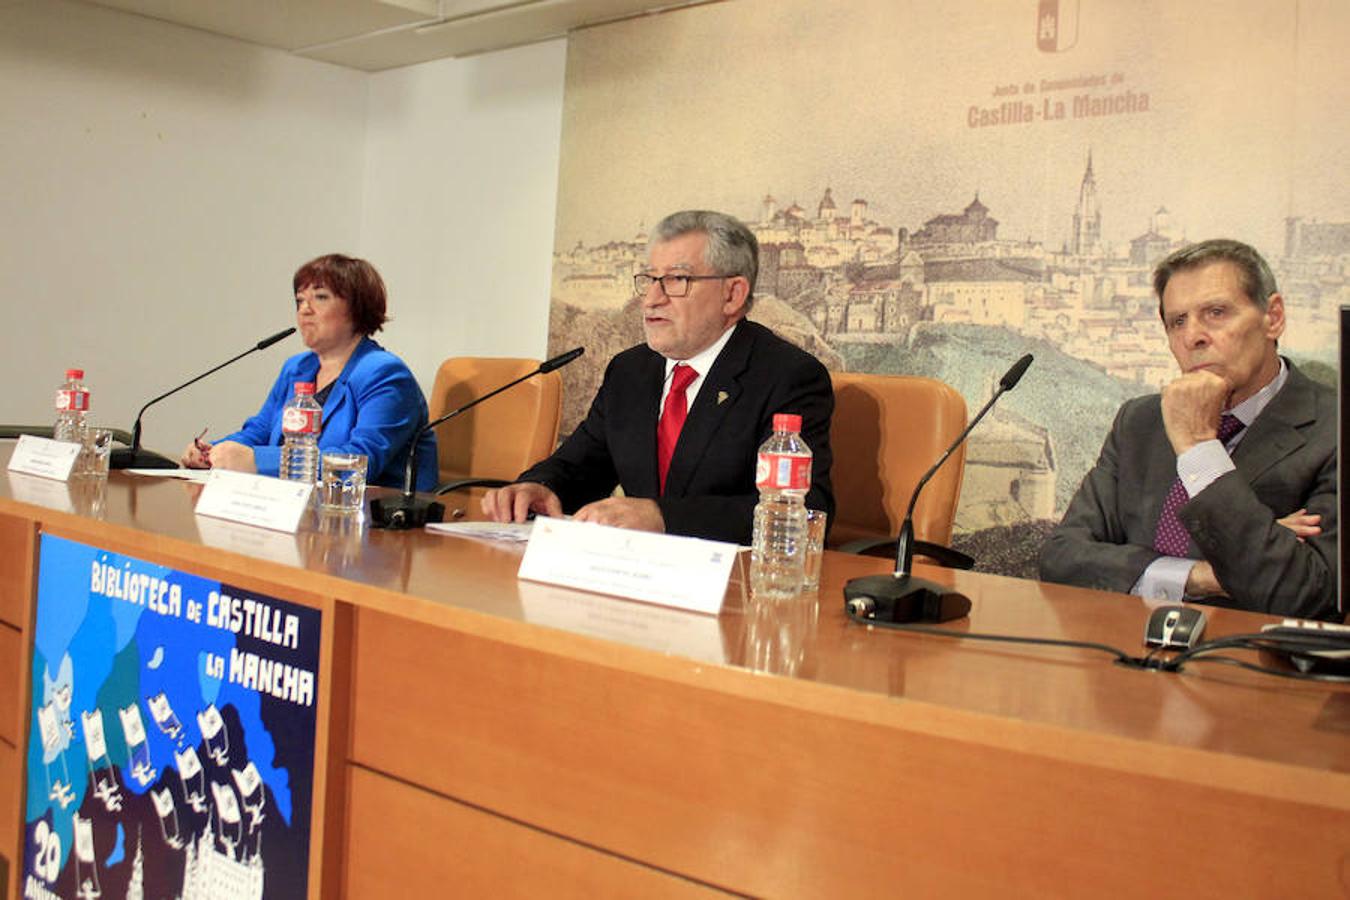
[1161,370,1231,455]
[574,497,665,533]
[1184,560,1226,598]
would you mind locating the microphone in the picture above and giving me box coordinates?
[844,354,1033,625]
[370,347,585,530]
[110,327,297,469]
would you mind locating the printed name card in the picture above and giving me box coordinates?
[518,517,739,615]
[194,469,314,533]
[7,434,81,481]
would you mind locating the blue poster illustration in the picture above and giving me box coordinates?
[22,534,321,900]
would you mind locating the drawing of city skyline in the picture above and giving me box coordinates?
[547,0,1350,566]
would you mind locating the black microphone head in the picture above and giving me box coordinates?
[999,354,1034,391]
[540,347,584,373]
[256,326,297,351]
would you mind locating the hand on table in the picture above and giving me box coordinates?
[482,482,562,523]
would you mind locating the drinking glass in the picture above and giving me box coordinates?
[78,427,114,479]
[319,452,368,512]
[802,508,828,591]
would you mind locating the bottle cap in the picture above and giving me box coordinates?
[294,382,316,395]
[772,413,802,432]
[65,368,84,379]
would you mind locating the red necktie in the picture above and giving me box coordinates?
[1152,413,1245,556]
[657,363,698,495]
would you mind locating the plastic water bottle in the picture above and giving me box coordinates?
[279,382,322,484]
[54,368,90,443]
[750,413,812,599]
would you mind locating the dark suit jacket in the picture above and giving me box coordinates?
[517,319,834,544]
[1039,361,1339,620]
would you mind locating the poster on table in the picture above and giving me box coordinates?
[21,533,321,900]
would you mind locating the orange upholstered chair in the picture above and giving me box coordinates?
[427,357,562,495]
[828,372,969,562]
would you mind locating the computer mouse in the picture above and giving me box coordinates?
[1145,604,1207,649]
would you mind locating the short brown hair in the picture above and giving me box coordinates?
[292,254,388,336]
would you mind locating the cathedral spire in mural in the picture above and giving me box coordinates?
[1071,150,1102,256]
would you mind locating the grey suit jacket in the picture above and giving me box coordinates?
[1039,361,1339,620]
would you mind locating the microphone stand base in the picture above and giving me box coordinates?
[843,574,972,624]
[369,496,445,530]
[110,448,178,470]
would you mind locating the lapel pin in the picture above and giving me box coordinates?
[717,391,729,405]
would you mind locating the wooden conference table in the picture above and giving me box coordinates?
[1,450,1348,898]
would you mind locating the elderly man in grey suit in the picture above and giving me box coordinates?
[1040,239,1339,621]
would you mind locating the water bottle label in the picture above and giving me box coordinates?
[756,452,811,491]
[282,407,320,435]
[55,389,89,412]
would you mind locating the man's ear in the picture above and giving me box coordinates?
[1264,292,1286,341]
[723,276,750,317]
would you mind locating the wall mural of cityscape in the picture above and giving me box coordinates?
[548,0,1349,574]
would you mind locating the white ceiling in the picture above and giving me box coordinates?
[77,0,710,71]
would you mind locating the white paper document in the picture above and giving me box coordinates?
[129,468,212,482]
[426,520,534,543]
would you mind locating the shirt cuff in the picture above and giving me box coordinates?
[1132,556,1196,602]
[1176,438,1236,498]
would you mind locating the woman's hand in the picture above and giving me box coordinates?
[207,441,257,474]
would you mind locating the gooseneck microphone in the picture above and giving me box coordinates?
[844,353,1033,624]
[370,347,585,530]
[110,326,297,470]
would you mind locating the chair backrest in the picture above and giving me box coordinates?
[428,357,562,485]
[828,372,968,549]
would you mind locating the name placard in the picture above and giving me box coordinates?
[7,434,81,481]
[194,469,313,533]
[518,517,738,615]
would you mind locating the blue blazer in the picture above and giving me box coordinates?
[222,337,439,491]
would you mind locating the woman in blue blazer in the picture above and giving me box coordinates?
[181,254,438,490]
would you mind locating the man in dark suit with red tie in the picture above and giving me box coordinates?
[482,209,834,544]
[1040,239,1339,620]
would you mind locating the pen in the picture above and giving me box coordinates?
[194,427,211,465]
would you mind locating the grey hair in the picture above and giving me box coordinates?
[1153,238,1279,318]
[652,210,759,307]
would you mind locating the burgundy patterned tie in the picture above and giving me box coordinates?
[656,364,697,495]
[1152,413,1245,556]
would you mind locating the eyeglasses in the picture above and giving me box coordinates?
[634,273,728,298]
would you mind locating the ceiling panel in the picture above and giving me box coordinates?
[76,0,711,71]
[81,0,438,53]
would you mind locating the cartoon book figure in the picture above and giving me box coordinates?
[174,746,208,814]
[210,781,244,859]
[232,760,267,855]
[150,787,184,850]
[118,703,157,787]
[73,813,101,900]
[38,702,76,808]
[81,710,123,813]
[147,692,184,743]
[197,704,229,766]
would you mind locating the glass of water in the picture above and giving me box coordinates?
[802,508,828,591]
[319,452,368,513]
[78,427,114,479]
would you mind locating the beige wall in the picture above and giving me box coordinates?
[0,0,565,453]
